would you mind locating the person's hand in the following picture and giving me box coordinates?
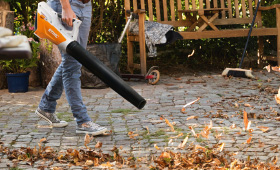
[60,0,76,27]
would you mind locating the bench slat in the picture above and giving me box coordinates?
[227,0,233,18]
[170,0,175,21]
[148,0,153,21]
[185,0,189,10]
[221,0,226,18]
[192,0,196,10]
[177,0,183,20]
[133,0,137,12]
[206,0,210,9]
[235,0,240,18]
[213,0,218,8]
[248,0,253,18]
[163,0,168,21]
[141,0,145,9]
[242,0,247,18]
[155,0,161,21]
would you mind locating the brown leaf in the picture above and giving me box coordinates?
[244,103,252,107]
[39,138,47,143]
[257,126,269,132]
[272,156,278,165]
[275,117,280,121]
[246,137,252,144]
[169,133,183,139]
[178,135,189,149]
[186,116,198,120]
[275,88,280,104]
[217,143,225,152]
[154,144,160,150]
[128,131,139,139]
[194,145,206,152]
[85,160,94,166]
[95,141,102,148]
[159,152,171,159]
[84,133,93,149]
[270,145,278,151]
[165,118,174,132]
[243,110,249,130]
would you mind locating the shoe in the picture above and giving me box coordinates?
[76,121,107,136]
[35,108,68,127]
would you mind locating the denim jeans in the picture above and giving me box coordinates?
[39,0,92,125]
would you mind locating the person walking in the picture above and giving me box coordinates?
[35,0,107,136]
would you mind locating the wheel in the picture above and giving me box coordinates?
[148,70,160,85]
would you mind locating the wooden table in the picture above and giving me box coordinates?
[179,8,228,32]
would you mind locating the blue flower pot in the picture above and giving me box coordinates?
[6,72,30,93]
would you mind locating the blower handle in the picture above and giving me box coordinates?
[57,13,82,41]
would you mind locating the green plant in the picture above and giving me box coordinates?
[0,39,39,73]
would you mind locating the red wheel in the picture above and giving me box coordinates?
[148,70,160,85]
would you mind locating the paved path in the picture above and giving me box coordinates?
[0,70,280,169]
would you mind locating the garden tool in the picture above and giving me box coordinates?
[34,2,146,109]
[222,0,261,79]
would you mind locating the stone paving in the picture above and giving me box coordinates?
[0,70,280,169]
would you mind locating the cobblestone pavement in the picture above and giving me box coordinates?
[0,70,280,169]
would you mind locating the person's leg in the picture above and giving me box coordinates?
[35,0,68,127]
[63,0,107,134]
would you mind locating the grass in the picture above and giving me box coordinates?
[56,112,74,122]
[10,168,24,170]
[110,109,139,115]
[152,129,166,137]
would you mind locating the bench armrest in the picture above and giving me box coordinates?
[258,4,280,11]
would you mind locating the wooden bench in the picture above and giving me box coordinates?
[124,0,280,75]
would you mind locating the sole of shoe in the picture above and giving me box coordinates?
[76,128,107,136]
[35,110,68,128]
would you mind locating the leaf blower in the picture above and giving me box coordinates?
[34,2,146,109]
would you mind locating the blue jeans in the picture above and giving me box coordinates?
[39,0,92,125]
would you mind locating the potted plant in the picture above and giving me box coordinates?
[0,39,40,92]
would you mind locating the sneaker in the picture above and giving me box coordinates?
[35,108,68,127]
[76,121,107,136]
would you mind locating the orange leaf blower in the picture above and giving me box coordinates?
[34,2,146,109]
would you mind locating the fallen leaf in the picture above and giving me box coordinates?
[244,103,252,107]
[275,88,280,104]
[101,162,112,167]
[154,144,161,150]
[169,133,183,139]
[195,145,206,152]
[95,141,102,148]
[270,145,278,151]
[217,143,225,152]
[84,134,94,149]
[186,116,198,120]
[175,77,182,80]
[146,126,150,134]
[40,138,47,143]
[257,126,269,132]
[165,118,175,132]
[272,66,280,72]
[128,131,139,139]
[189,126,197,137]
[181,98,200,114]
[246,137,252,144]
[272,156,278,165]
[178,135,188,149]
[85,160,94,166]
[243,110,249,130]
[275,117,280,121]
[159,152,171,159]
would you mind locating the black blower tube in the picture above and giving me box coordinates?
[66,41,146,109]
